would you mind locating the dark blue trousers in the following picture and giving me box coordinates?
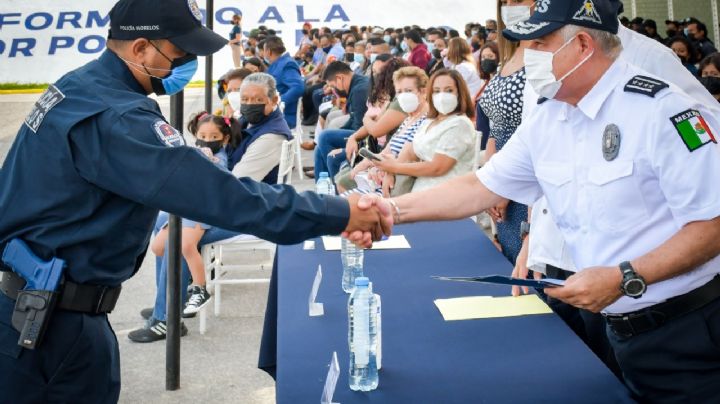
[607,296,720,403]
[0,293,120,403]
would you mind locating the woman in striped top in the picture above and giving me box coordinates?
[344,67,430,196]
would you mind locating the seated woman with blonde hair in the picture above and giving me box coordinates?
[372,69,477,194]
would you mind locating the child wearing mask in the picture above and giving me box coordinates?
[151,112,240,315]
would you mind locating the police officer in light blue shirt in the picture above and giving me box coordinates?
[0,0,388,402]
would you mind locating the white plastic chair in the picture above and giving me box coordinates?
[198,138,296,334]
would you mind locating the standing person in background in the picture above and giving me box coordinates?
[475,42,499,150]
[669,36,700,76]
[699,53,720,101]
[476,0,534,264]
[265,36,304,129]
[687,20,718,59]
[447,37,484,99]
[405,30,432,70]
[229,13,243,68]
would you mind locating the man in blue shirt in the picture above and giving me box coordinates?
[265,36,305,129]
[313,61,370,179]
[0,0,388,402]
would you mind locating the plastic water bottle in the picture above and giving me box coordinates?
[348,277,379,391]
[341,238,364,293]
[315,172,335,195]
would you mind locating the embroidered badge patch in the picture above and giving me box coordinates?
[624,75,669,97]
[670,109,716,152]
[573,0,602,24]
[506,21,551,35]
[24,84,65,133]
[187,0,203,21]
[152,120,186,147]
[535,0,551,13]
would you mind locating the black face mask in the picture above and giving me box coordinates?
[322,46,332,53]
[480,59,498,74]
[241,104,267,124]
[432,49,442,59]
[666,29,677,38]
[195,139,224,154]
[699,76,720,96]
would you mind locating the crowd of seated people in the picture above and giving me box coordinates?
[130,11,720,342]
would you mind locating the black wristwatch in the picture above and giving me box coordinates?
[619,261,646,299]
[520,221,531,240]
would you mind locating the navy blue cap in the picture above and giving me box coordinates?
[108,0,226,56]
[503,0,620,41]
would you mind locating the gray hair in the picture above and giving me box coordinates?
[240,72,278,99]
[559,24,623,60]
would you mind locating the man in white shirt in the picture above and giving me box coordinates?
[516,3,720,373]
[349,0,720,400]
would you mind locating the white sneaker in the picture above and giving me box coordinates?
[183,285,211,315]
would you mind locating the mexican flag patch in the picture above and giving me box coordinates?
[670,109,716,151]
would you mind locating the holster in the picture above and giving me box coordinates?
[11,289,59,350]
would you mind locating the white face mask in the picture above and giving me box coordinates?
[397,92,420,113]
[227,91,241,111]
[432,92,458,115]
[501,5,531,27]
[524,36,594,99]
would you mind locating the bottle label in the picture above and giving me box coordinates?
[352,296,370,367]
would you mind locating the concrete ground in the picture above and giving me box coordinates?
[0,88,319,404]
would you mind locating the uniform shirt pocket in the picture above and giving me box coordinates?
[587,161,649,233]
[536,163,575,228]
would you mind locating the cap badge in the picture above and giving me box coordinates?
[573,0,602,24]
[536,0,551,13]
[187,0,203,21]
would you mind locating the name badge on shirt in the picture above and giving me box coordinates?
[602,124,621,161]
[24,85,65,133]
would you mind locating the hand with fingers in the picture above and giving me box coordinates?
[342,193,394,247]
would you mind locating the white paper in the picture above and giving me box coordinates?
[303,240,316,250]
[322,235,411,251]
[320,351,340,404]
[309,265,324,317]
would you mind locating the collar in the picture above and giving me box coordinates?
[575,59,626,120]
[98,50,147,95]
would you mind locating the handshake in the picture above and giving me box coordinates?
[342,193,396,248]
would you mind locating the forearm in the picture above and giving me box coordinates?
[391,172,503,223]
[632,216,720,285]
[390,159,453,177]
[485,138,497,161]
[351,127,369,142]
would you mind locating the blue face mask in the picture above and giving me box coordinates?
[264,57,271,65]
[683,27,690,37]
[149,55,198,96]
[383,35,391,43]
[426,42,435,53]
[370,53,378,63]
[354,53,365,64]
[401,41,409,52]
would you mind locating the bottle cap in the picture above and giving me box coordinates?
[319,172,329,178]
[354,277,369,287]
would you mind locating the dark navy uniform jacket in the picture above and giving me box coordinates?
[0,50,349,287]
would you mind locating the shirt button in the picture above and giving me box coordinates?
[543,209,548,214]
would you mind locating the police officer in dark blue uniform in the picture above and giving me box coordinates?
[0,0,389,402]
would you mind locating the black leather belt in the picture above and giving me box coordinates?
[0,271,121,314]
[604,275,720,338]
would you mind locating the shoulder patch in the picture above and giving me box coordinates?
[152,120,186,147]
[670,109,716,152]
[24,84,65,133]
[624,75,669,97]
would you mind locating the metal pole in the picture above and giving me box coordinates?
[205,0,214,113]
[712,0,720,49]
[166,91,184,391]
[630,0,637,19]
[667,0,674,21]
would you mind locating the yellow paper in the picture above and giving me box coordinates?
[434,295,553,321]
[321,235,411,251]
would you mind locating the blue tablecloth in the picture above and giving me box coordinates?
[263,220,633,403]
